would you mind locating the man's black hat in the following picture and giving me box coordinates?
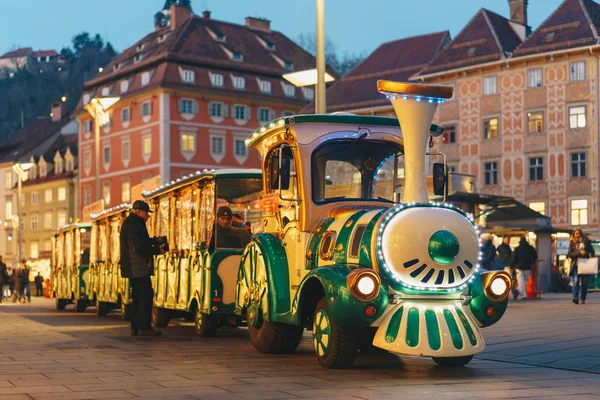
[132,200,153,213]
[217,206,232,218]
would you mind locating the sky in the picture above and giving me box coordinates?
[0,0,565,57]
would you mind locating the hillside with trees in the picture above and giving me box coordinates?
[0,33,117,139]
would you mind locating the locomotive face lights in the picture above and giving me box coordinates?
[347,269,381,302]
[490,277,508,297]
[482,271,512,302]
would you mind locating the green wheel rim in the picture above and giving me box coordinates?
[313,307,331,358]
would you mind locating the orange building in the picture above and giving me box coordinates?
[75,2,318,215]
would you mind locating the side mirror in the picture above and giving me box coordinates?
[433,163,447,196]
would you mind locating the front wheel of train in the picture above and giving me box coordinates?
[55,297,67,311]
[74,299,87,313]
[432,355,473,367]
[194,309,218,337]
[96,300,109,317]
[247,306,303,354]
[312,297,357,369]
[152,306,171,328]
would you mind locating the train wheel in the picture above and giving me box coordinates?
[432,355,473,367]
[55,298,67,311]
[74,299,87,313]
[120,301,130,321]
[248,309,303,354]
[96,300,109,317]
[152,306,171,328]
[312,297,357,369]
[194,309,218,337]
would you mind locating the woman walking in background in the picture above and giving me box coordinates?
[568,228,595,305]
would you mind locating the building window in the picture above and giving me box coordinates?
[5,170,12,189]
[178,99,198,115]
[101,87,110,96]
[529,201,545,215]
[234,139,247,157]
[39,163,47,178]
[569,106,586,129]
[571,199,588,225]
[233,76,246,90]
[31,214,38,230]
[258,107,274,123]
[211,136,224,155]
[44,212,53,229]
[66,157,73,172]
[55,158,63,175]
[122,180,131,203]
[122,140,131,163]
[141,101,152,117]
[30,242,39,259]
[83,94,90,105]
[83,187,92,206]
[483,118,498,139]
[103,146,111,165]
[529,157,544,182]
[103,182,111,206]
[528,68,543,88]
[84,151,91,172]
[44,189,52,203]
[483,76,497,95]
[211,73,224,87]
[142,136,152,157]
[302,87,314,100]
[121,107,131,122]
[233,105,248,120]
[57,187,66,202]
[484,162,498,185]
[57,210,66,226]
[208,102,226,117]
[260,80,271,94]
[527,111,544,133]
[141,72,150,86]
[181,133,196,152]
[571,152,586,178]
[232,53,243,61]
[44,240,51,252]
[182,69,195,83]
[569,61,585,82]
[5,201,12,218]
[83,120,92,134]
[31,192,38,205]
[120,80,128,93]
[442,124,457,144]
[283,83,296,97]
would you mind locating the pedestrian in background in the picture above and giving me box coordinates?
[497,235,517,299]
[21,261,31,303]
[11,267,26,304]
[120,200,166,337]
[510,236,538,300]
[34,273,44,297]
[0,255,8,303]
[568,228,595,305]
[480,233,497,270]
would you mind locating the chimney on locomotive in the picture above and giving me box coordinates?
[377,81,453,203]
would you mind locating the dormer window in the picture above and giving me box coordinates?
[54,154,63,174]
[206,27,226,42]
[182,69,195,83]
[158,34,165,43]
[83,94,90,105]
[467,47,476,56]
[282,82,296,97]
[284,61,293,70]
[232,76,246,90]
[101,87,110,96]
[259,79,271,94]
[219,44,243,62]
[545,32,555,42]
[255,35,275,51]
[233,53,243,62]
[136,43,144,52]
[210,73,224,87]
[141,72,150,86]
[302,87,314,100]
[120,80,129,93]
[216,34,225,41]
[134,54,142,64]
[113,63,120,71]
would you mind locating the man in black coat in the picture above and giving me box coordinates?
[0,255,7,303]
[510,236,538,300]
[120,200,166,336]
[497,235,516,299]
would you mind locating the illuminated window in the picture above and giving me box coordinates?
[142,136,152,157]
[483,118,498,139]
[4,170,12,189]
[31,192,38,205]
[569,106,586,129]
[31,214,38,230]
[483,76,497,95]
[30,241,39,258]
[121,180,131,203]
[527,111,543,133]
[103,182,111,206]
[44,189,52,203]
[57,187,66,202]
[181,133,196,152]
[57,210,66,226]
[44,212,52,229]
[571,152,586,178]
[529,201,545,215]
[442,124,456,144]
[569,61,585,82]
[571,199,588,225]
[5,200,12,218]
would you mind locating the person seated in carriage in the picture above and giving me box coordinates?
[210,206,251,251]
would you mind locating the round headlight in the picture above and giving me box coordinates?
[356,275,376,296]
[490,277,508,297]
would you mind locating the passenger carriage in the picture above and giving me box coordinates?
[51,222,92,312]
[143,169,263,334]
[234,80,512,368]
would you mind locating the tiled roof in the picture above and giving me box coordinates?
[0,47,32,59]
[78,14,325,111]
[0,117,69,163]
[301,31,450,113]
[514,0,600,56]
[419,9,522,75]
[32,50,58,58]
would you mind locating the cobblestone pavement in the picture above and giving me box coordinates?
[0,293,599,400]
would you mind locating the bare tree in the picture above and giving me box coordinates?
[296,33,367,77]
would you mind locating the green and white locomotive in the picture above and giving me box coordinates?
[236,80,512,368]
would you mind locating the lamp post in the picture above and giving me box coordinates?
[12,162,33,264]
[84,97,120,202]
[316,0,326,114]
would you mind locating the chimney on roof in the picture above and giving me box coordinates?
[202,10,211,19]
[508,0,528,26]
[245,16,271,33]
[170,3,192,31]
[51,101,65,122]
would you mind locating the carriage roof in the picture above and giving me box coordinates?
[142,168,261,200]
[52,221,92,236]
[90,203,132,221]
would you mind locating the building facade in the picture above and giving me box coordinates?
[75,1,319,216]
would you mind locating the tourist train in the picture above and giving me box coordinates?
[50,80,512,368]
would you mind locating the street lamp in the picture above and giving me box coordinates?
[84,97,120,202]
[316,0,326,114]
[12,162,34,264]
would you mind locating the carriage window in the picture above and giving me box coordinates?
[312,139,402,203]
[158,197,170,238]
[179,189,193,250]
[269,146,294,191]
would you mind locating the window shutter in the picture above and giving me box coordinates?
[223,103,228,117]
[193,100,199,115]
[178,99,184,113]
[269,109,275,121]
[245,106,251,120]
